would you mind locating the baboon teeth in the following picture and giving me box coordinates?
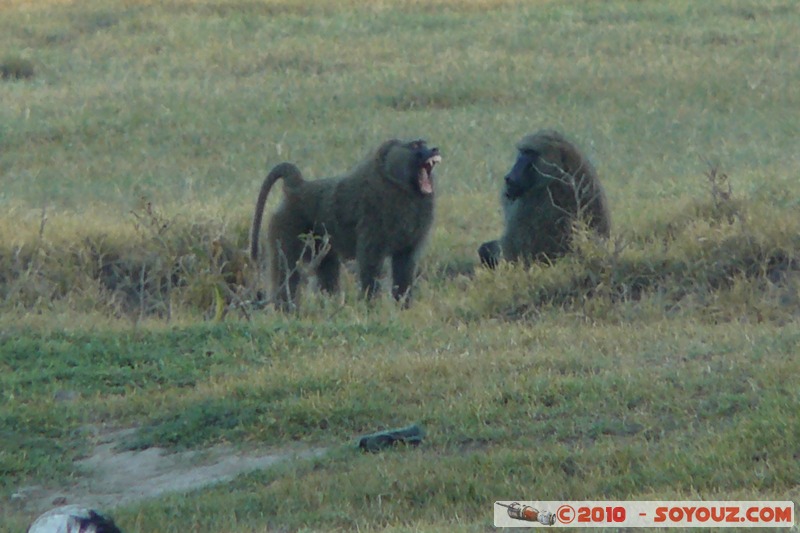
[417,155,439,195]
[421,155,441,174]
[427,154,442,167]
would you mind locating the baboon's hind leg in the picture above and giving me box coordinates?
[270,242,303,311]
[356,241,384,300]
[268,212,307,311]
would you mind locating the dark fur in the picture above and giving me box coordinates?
[78,511,122,533]
[251,139,441,310]
[27,507,121,533]
[479,129,610,267]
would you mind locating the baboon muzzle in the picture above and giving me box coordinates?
[504,173,524,200]
[504,150,536,200]
[418,146,441,195]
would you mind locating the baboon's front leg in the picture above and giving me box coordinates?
[391,248,417,304]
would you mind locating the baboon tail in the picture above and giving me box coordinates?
[250,162,304,262]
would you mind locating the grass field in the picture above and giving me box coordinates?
[1,0,799,531]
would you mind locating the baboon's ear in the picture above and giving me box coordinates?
[376,139,401,163]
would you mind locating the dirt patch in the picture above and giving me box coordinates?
[12,428,327,516]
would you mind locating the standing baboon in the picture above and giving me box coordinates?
[478,129,610,267]
[251,139,442,310]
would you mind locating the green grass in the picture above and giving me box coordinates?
[2,0,799,531]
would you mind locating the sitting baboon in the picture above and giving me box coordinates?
[479,129,610,267]
[251,139,442,310]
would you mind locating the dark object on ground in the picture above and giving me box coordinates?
[357,424,425,452]
[1,56,35,80]
[27,505,122,533]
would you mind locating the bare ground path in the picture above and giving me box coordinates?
[10,427,327,517]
